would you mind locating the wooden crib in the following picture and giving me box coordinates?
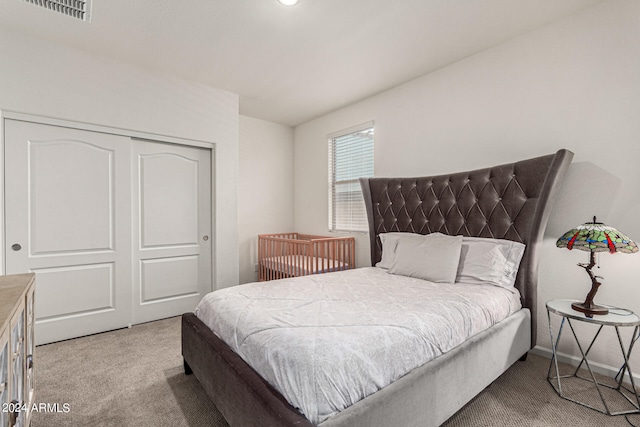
[258,233,356,281]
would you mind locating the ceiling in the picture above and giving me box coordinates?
[0,0,603,126]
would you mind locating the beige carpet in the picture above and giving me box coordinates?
[31,316,639,427]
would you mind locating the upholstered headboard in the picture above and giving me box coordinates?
[359,149,573,346]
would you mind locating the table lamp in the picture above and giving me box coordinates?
[556,216,638,316]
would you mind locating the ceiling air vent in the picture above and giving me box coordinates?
[23,0,92,21]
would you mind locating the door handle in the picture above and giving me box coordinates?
[11,243,21,251]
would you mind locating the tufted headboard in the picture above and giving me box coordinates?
[359,149,573,347]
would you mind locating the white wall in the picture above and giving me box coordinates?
[0,28,240,290]
[238,115,294,284]
[294,0,640,373]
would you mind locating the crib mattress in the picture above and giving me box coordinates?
[262,255,349,275]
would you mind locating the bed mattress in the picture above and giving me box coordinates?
[195,267,521,424]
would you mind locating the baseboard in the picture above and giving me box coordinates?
[532,345,640,384]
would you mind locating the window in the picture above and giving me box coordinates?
[328,122,374,232]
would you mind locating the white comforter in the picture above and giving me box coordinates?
[195,267,521,425]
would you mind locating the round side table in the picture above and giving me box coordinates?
[546,299,640,416]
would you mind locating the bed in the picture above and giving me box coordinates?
[182,149,573,427]
[258,233,355,281]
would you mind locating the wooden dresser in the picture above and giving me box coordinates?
[0,274,35,427]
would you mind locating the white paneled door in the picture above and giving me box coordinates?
[5,119,212,344]
[131,139,211,324]
[5,120,133,344]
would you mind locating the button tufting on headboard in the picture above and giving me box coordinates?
[360,149,574,347]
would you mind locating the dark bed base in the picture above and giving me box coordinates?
[182,312,314,427]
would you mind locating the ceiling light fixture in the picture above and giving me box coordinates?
[278,0,299,5]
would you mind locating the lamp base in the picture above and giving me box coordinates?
[571,302,609,317]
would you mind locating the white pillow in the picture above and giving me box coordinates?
[388,233,463,283]
[376,232,424,269]
[456,237,526,288]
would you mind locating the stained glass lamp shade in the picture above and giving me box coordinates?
[556,217,638,316]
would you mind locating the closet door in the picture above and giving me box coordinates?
[5,120,132,345]
[131,139,212,324]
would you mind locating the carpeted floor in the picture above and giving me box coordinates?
[31,316,639,427]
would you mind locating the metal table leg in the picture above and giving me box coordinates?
[548,316,640,415]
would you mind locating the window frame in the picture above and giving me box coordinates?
[327,122,374,233]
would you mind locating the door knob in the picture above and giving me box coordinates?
[11,243,21,251]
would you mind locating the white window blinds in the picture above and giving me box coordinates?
[328,123,374,232]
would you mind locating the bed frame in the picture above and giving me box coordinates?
[258,233,355,281]
[182,149,573,427]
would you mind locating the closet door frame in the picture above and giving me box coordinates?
[0,110,216,314]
